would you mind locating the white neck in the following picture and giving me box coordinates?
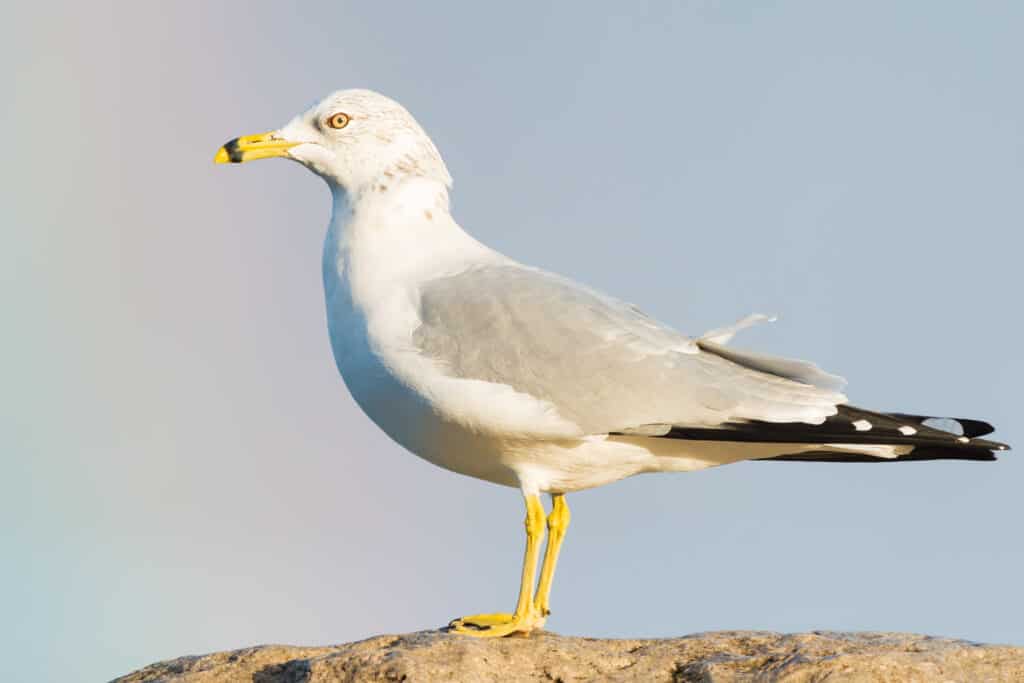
[339,173,450,228]
[323,176,503,312]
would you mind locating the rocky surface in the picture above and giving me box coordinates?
[114,630,1024,682]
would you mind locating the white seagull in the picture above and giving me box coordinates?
[215,89,1009,637]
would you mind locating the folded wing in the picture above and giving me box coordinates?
[413,264,847,436]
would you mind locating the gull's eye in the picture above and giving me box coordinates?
[325,112,351,130]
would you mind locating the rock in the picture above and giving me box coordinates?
[113,630,1024,682]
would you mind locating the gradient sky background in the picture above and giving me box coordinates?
[3,2,1022,681]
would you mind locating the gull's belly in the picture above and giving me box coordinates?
[324,297,521,486]
[327,319,666,492]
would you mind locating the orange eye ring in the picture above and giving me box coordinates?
[326,112,351,130]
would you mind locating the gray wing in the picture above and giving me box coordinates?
[413,264,846,435]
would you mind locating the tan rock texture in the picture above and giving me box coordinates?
[113,630,1024,683]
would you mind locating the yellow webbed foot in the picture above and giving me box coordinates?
[448,609,545,638]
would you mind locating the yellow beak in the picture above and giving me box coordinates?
[213,131,299,164]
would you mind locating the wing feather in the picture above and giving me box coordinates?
[413,264,846,435]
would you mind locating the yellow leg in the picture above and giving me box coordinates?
[534,493,570,618]
[448,493,547,637]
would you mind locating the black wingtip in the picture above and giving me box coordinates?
[642,404,1010,463]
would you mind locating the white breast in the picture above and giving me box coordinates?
[321,182,582,487]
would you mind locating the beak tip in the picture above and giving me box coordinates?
[213,148,231,164]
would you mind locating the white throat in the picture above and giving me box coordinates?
[322,175,504,325]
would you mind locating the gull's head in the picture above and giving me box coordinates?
[215,89,451,195]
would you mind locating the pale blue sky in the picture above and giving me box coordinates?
[3,3,1022,681]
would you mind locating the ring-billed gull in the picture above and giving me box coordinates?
[214,89,1010,637]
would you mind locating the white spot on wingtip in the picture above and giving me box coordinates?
[852,419,872,431]
[898,425,917,436]
[957,436,970,443]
